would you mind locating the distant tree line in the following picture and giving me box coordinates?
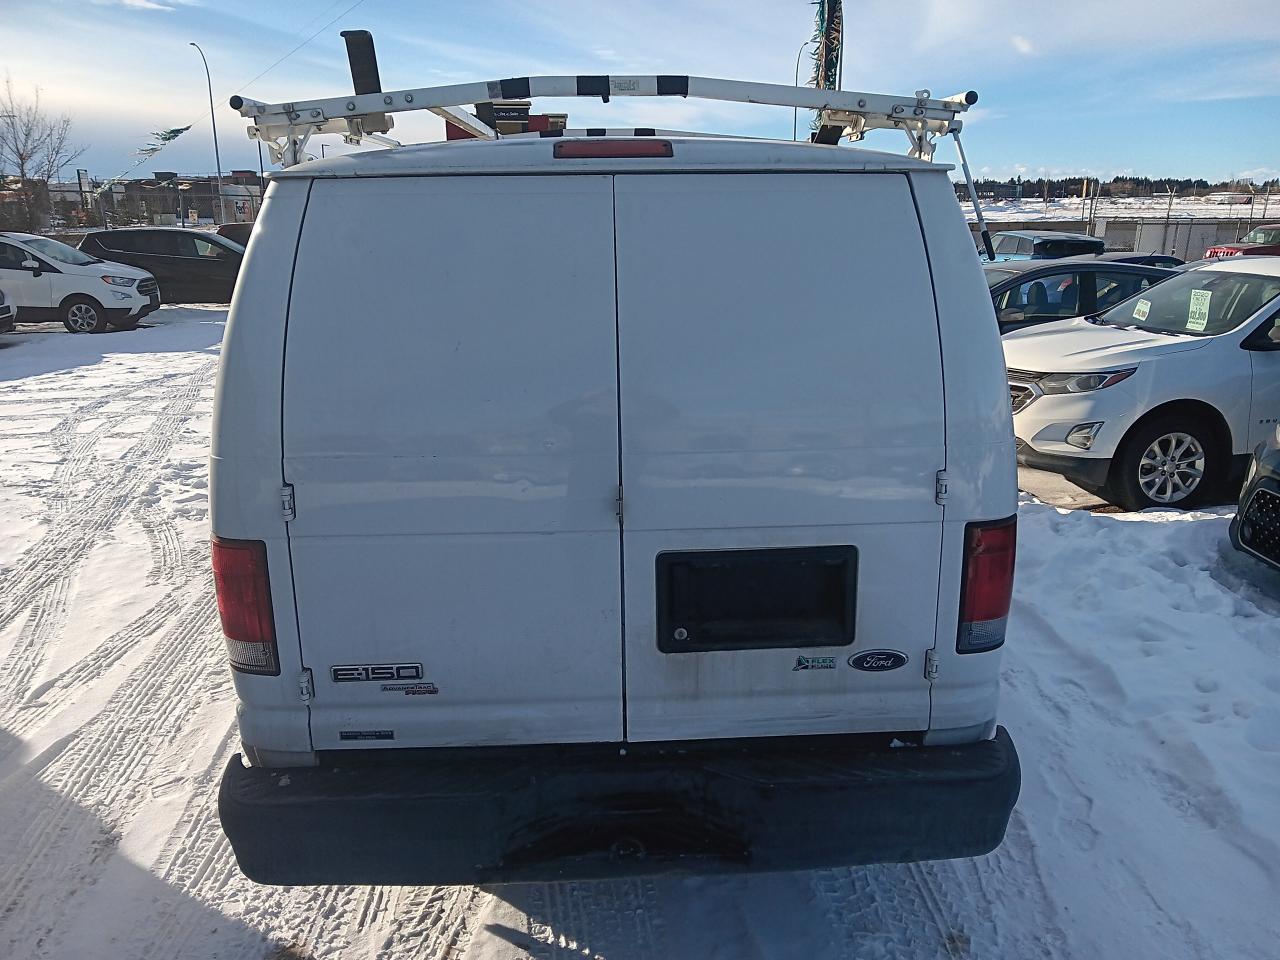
[963,175,1280,203]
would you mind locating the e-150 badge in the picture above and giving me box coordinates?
[331,663,423,682]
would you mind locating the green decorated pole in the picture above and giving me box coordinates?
[809,0,843,134]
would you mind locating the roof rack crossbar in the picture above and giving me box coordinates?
[231,74,977,167]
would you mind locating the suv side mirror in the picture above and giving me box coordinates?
[21,259,41,276]
[1242,320,1280,351]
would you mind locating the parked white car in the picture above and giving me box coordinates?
[0,231,160,332]
[1006,257,1280,510]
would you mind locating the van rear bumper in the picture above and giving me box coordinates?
[219,727,1019,885]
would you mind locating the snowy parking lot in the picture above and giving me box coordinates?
[1,308,1278,959]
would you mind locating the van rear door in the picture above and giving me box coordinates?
[613,173,944,742]
[283,176,624,749]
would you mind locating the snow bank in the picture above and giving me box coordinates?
[1001,498,1280,958]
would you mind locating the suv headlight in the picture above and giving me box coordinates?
[1038,368,1136,394]
[102,276,137,287]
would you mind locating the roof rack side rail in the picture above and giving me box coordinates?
[231,61,977,167]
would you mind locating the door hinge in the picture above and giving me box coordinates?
[298,668,314,702]
[934,470,949,505]
[614,483,624,525]
[925,649,939,681]
[280,483,296,521]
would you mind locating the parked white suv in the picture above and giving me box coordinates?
[1006,257,1280,510]
[212,133,1020,885]
[0,231,160,332]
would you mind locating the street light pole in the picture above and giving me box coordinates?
[189,42,228,224]
[792,40,817,141]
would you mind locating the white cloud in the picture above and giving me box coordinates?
[962,108,1005,125]
[89,0,195,10]
[1010,35,1035,56]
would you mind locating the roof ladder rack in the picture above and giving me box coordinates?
[228,30,992,255]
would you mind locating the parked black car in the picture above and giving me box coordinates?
[216,222,254,247]
[982,229,1105,261]
[1088,250,1184,268]
[78,228,244,303]
[984,256,1178,334]
[1230,427,1280,575]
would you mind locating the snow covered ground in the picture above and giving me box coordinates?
[1,308,1278,959]
[974,195,1275,223]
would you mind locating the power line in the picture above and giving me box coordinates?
[113,0,372,177]
[228,0,371,103]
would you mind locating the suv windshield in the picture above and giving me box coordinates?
[1097,270,1280,337]
[22,236,101,266]
[1241,227,1280,245]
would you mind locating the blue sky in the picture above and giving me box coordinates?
[7,0,1280,183]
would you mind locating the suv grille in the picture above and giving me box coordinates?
[1238,487,1280,566]
[138,278,159,297]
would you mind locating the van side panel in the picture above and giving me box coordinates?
[281,176,625,749]
[613,173,944,742]
[211,178,313,757]
[908,171,1018,736]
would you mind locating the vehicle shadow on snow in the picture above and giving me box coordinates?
[0,309,226,385]
[477,861,999,960]
[1213,536,1280,612]
[0,726,262,960]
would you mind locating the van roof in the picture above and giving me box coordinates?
[272,135,947,179]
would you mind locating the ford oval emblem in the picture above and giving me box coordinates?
[848,650,908,671]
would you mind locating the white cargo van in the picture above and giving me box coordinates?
[212,66,1019,884]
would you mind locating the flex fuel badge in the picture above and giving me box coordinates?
[793,656,837,671]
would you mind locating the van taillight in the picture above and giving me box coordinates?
[211,537,280,675]
[957,516,1016,654]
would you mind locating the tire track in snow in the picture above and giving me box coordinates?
[808,837,1069,960]
[0,590,220,957]
[137,737,484,960]
[0,361,214,703]
[0,546,207,747]
[510,877,668,960]
[378,885,486,960]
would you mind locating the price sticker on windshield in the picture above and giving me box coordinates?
[1132,298,1152,321]
[1187,289,1212,332]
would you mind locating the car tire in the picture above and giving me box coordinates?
[1103,415,1224,511]
[61,296,110,334]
